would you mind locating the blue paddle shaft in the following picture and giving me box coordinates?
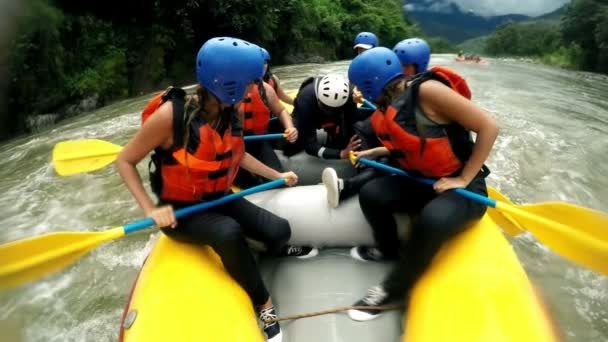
[358,158,496,208]
[244,133,284,141]
[362,99,377,110]
[123,179,286,234]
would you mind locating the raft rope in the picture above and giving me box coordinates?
[263,304,403,323]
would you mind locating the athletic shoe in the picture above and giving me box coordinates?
[350,246,385,261]
[322,167,343,208]
[348,285,391,321]
[259,306,282,342]
[282,245,319,259]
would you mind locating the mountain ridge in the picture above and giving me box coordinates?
[404,1,568,43]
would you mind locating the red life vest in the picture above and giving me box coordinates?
[241,82,271,135]
[142,87,244,202]
[429,66,472,99]
[371,72,474,178]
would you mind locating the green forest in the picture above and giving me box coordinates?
[484,0,607,73]
[0,0,438,140]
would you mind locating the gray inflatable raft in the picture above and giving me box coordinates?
[246,185,410,341]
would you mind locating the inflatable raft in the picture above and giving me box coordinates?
[118,185,557,342]
[454,56,489,65]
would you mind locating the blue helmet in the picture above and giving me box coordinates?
[261,48,271,61]
[392,38,431,73]
[348,47,403,101]
[353,32,379,50]
[196,37,264,105]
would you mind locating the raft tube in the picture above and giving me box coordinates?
[118,185,557,342]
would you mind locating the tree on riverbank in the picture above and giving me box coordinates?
[0,0,452,140]
[484,0,607,73]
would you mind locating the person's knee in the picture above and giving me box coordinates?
[359,180,386,209]
[212,219,243,242]
[416,206,468,238]
[268,216,291,244]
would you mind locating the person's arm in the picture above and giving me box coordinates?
[354,146,389,159]
[239,152,298,186]
[293,94,342,159]
[264,83,297,142]
[273,75,294,105]
[116,101,177,227]
[419,80,498,192]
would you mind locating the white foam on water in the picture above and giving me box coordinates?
[1,57,607,342]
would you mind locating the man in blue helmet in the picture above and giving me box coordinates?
[353,31,379,55]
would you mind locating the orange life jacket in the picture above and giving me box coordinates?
[429,66,472,99]
[371,72,474,178]
[241,82,271,135]
[142,87,244,202]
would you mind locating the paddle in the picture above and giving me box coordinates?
[359,99,524,236]
[0,179,286,290]
[354,156,608,275]
[362,99,377,111]
[53,134,287,176]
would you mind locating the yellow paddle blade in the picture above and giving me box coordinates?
[0,227,124,290]
[280,90,298,113]
[487,187,525,236]
[497,202,608,275]
[52,139,122,176]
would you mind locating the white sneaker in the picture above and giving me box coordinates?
[322,168,341,208]
[348,285,391,321]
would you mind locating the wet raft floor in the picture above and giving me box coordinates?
[259,248,404,341]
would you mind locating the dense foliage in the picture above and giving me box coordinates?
[484,0,607,73]
[1,0,434,139]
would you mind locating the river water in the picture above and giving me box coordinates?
[0,55,607,341]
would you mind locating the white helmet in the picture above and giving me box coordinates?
[315,74,350,108]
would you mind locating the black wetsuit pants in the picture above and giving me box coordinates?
[235,139,284,188]
[358,174,487,299]
[161,197,291,307]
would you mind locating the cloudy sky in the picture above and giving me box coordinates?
[404,0,570,17]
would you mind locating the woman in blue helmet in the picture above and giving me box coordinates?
[261,48,294,105]
[234,47,298,188]
[392,38,431,77]
[116,37,318,342]
[346,47,497,321]
[394,37,473,98]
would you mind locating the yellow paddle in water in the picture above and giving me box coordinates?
[0,179,286,290]
[354,156,608,275]
[53,139,122,176]
[52,135,288,176]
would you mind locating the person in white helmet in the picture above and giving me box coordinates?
[290,74,365,160]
